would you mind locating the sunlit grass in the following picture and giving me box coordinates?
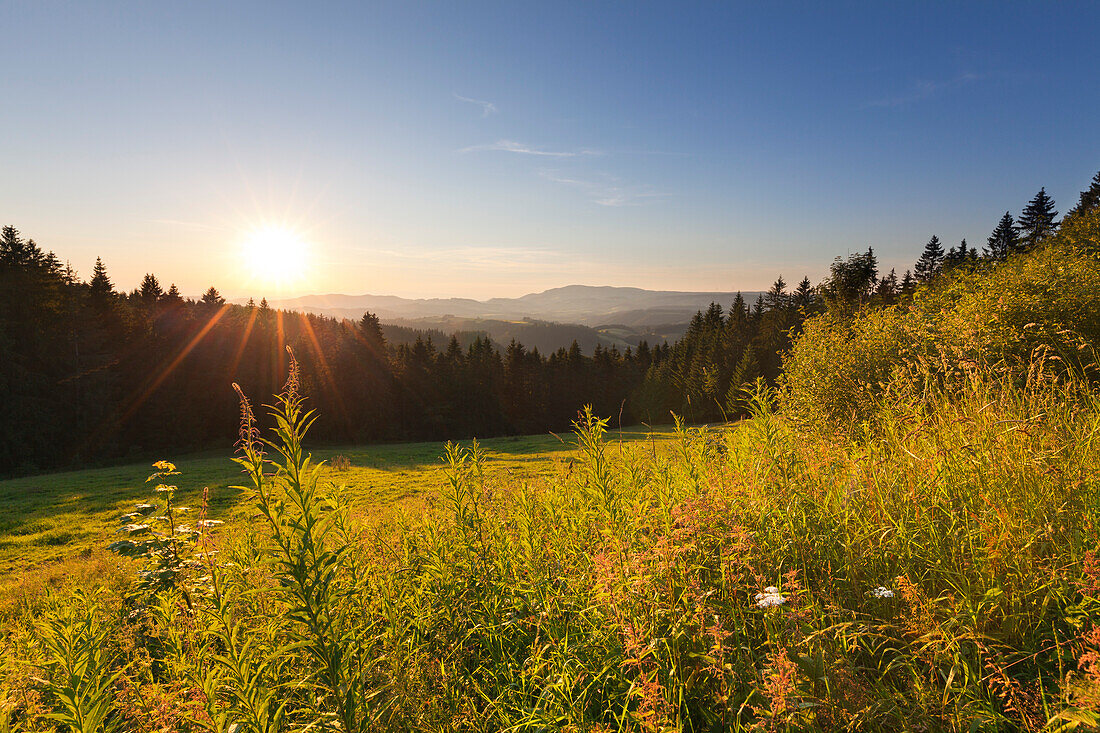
[0,428,678,580]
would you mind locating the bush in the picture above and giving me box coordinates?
[781,222,1100,428]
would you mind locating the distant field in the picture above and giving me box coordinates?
[0,426,677,580]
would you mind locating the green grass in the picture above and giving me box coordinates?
[0,427,678,580]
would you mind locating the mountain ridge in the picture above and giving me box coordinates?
[243,284,763,328]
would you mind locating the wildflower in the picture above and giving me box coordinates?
[754,586,787,608]
[198,519,224,528]
[232,383,262,456]
[870,586,895,598]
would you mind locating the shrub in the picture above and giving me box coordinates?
[781,225,1100,428]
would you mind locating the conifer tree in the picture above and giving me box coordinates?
[914,235,944,282]
[138,273,163,306]
[792,277,814,312]
[1067,171,1100,220]
[943,239,974,270]
[764,276,788,311]
[900,269,916,295]
[0,226,29,265]
[1018,187,1059,248]
[87,257,116,311]
[162,284,182,305]
[359,311,386,350]
[201,286,225,307]
[985,212,1019,260]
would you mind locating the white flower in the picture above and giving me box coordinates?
[870,586,895,598]
[198,519,224,528]
[754,589,787,608]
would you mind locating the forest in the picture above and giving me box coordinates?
[1,175,1097,477]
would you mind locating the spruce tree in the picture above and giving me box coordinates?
[1067,171,1100,220]
[943,239,974,270]
[163,284,183,304]
[359,311,386,349]
[914,235,944,282]
[88,257,115,310]
[792,277,814,312]
[985,212,1019,260]
[900,269,916,295]
[764,276,788,311]
[138,273,163,305]
[1018,187,1059,248]
[201,286,225,307]
[0,226,29,265]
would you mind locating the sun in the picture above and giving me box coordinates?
[240,226,310,287]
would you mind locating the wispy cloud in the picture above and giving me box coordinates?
[541,170,668,207]
[458,139,601,157]
[367,245,568,270]
[148,219,226,232]
[863,72,984,108]
[454,93,497,118]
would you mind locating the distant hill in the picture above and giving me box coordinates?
[253,285,762,329]
[381,316,688,354]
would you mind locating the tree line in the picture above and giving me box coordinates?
[631,177,1100,423]
[2,173,1097,475]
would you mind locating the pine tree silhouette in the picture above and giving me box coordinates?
[914,236,944,282]
[985,212,1019,260]
[201,286,225,307]
[1018,187,1059,248]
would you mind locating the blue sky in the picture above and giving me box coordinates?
[2,1,1099,298]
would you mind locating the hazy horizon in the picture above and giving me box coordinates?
[4,2,1099,299]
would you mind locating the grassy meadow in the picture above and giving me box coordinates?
[0,428,680,580]
[2,235,1100,731]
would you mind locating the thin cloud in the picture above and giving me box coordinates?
[541,171,668,207]
[147,219,229,233]
[368,245,568,270]
[454,93,497,118]
[458,139,601,157]
[863,72,984,108]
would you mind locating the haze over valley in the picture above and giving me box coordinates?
[244,284,767,351]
